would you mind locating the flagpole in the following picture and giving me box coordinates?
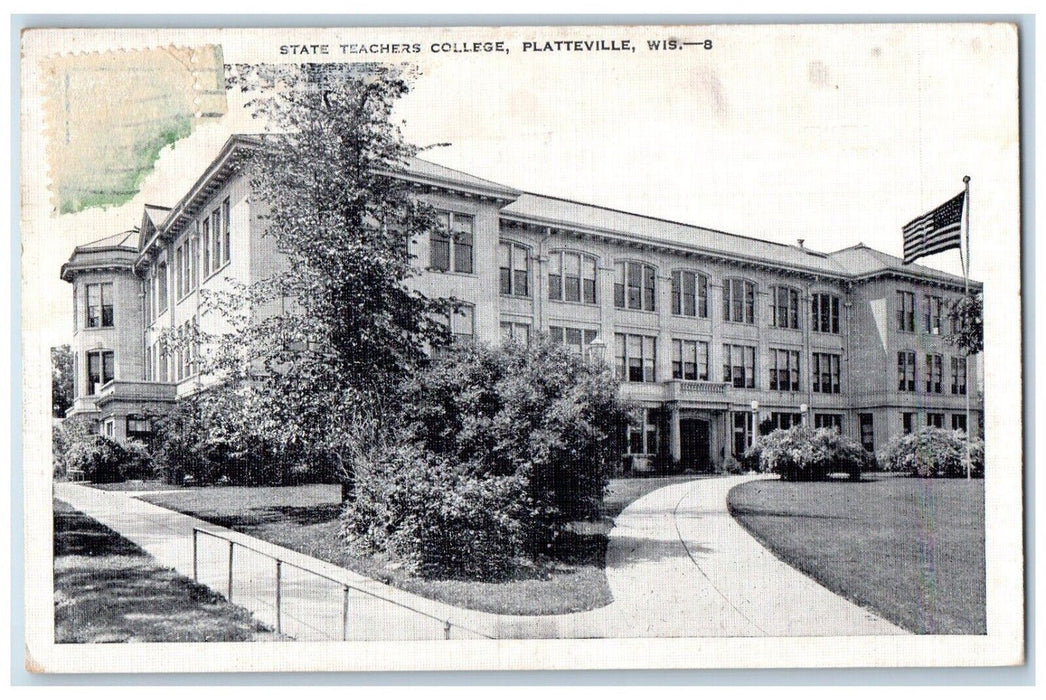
[963,175,972,480]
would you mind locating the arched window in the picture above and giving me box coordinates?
[549,251,597,304]
[671,270,709,318]
[614,261,656,311]
[723,278,755,324]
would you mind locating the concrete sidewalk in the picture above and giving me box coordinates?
[54,475,906,640]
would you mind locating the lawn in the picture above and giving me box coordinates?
[53,499,276,643]
[138,475,699,616]
[727,474,985,634]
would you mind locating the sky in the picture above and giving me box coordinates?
[21,24,1020,350]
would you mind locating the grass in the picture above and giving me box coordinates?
[727,474,985,635]
[53,499,276,643]
[138,475,700,616]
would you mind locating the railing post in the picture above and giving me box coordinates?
[191,528,198,582]
[444,620,452,640]
[227,540,235,602]
[275,559,282,635]
[342,586,351,642]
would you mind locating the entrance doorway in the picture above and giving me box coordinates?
[680,418,711,472]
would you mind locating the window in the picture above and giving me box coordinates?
[812,352,841,394]
[811,293,840,334]
[925,353,943,393]
[157,262,168,313]
[189,231,199,291]
[951,356,968,395]
[212,208,223,270]
[614,262,656,311]
[814,414,843,432]
[671,339,709,381]
[732,411,754,457]
[221,198,231,265]
[549,251,596,304]
[771,286,801,329]
[145,343,153,381]
[722,344,756,388]
[451,213,474,274]
[499,243,530,297]
[126,415,153,437]
[615,333,657,383]
[924,295,944,334]
[897,290,915,331]
[671,270,708,318]
[158,342,168,382]
[175,244,185,299]
[769,348,800,391]
[85,282,113,328]
[429,212,473,273]
[952,414,967,432]
[451,305,474,339]
[626,408,659,455]
[500,321,530,345]
[902,412,915,434]
[897,351,916,392]
[859,413,874,452]
[927,412,945,429]
[86,350,114,395]
[549,326,598,354]
[723,279,755,324]
[771,412,803,431]
[202,216,211,275]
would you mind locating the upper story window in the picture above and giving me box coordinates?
[615,333,657,383]
[925,353,943,394]
[614,261,656,312]
[951,356,968,395]
[175,244,186,299]
[85,282,113,328]
[550,251,597,304]
[157,262,168,314]
[86,349,114,395]
[723,278,755,324]
[771,285,801,329]
[671,270,708,318]
[499,242,531,297]
[723,343,756,388]
[897,290,915,332]
[897,350,916,392]
[430,212,474,274]
[769,348,800,391]
[924,295,944,334]
[812,352,841,394]
[671,339,709,381]
[811,293,841,334]
[451,304,474,339]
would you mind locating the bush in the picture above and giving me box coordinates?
[340,434,529,579]
[52,415,96,479]
[745,426,872,481]
[61,433,155,483]
[404,337,632,552]
[879,428,984,478]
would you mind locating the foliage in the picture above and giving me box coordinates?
[721,455,745,475]
[946,294,983,356]
[171,63,455,490]
[60,429,154,484]
[879,427,984,478]
[744,425,871,481]
[52,414,96,478]
[340,431,529,579]
[405,337,633,546]
[51,345,74,418]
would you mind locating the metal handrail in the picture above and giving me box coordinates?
[191,526,491,640]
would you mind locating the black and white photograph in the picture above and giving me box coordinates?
[18,22,1023,673]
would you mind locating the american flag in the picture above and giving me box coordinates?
[902,191,965,265]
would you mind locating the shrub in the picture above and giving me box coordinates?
[745,426,871,481]
[340,433,529,579]
[880,428,984,478]
[61,434,154,483]
[721,455,745,474]
[404,337,632,553]
[52,415,96,479]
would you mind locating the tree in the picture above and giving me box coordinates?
[946,293,983,356]
[51,344,74,418]
[178,64,453,495]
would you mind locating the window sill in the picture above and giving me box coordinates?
[614,306,658,314]
[670,313,710,321]
[550,298,598,307]
[500,293,532,300]
[202,260,232,285]
[82,325,115,332]
[426,269,477,279]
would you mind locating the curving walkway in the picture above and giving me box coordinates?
[54,475,905,640]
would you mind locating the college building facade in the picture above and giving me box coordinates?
[61,135,984,473]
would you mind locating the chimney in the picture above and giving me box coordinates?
[797,238,805,248]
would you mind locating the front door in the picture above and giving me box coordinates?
[680,418,710,472]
